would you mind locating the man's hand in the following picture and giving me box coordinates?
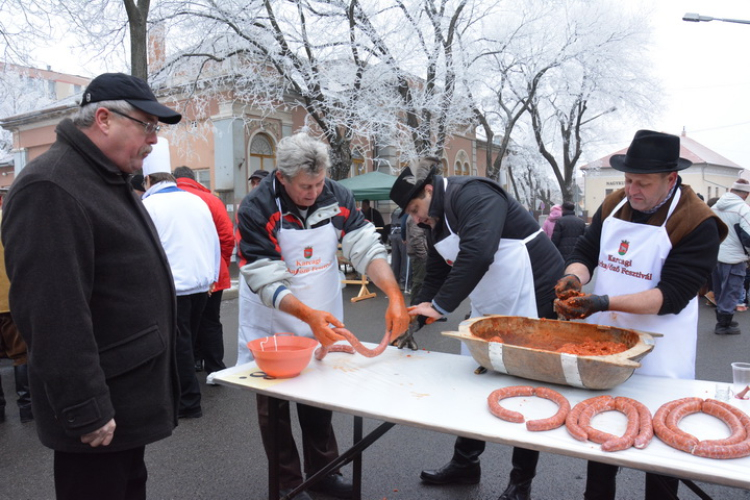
[554,294,610,320]
[80,418,116,448]
[554,274,582,300]
[298,308,346,346]
[385,294,410,343]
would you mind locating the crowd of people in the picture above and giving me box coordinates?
[0,72,743,500]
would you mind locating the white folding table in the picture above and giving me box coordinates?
[209,344,750,500]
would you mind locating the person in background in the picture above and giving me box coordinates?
[142,142,221,420]
[554,129,726,500]
[129,173,146,196]
[551,200,586,262]
[361,199,386,243]
[235,132,409,500]
[389,207,407,288]
[709,178,750,334]
[542,204,562,238]
[173,165,234,375]
[0,189,32,424]
[404,214,428,301]
[248,169,269,191]
[2,72,181,500]
[390,158,564,500]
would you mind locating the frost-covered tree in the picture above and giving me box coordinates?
[0,65,55,153]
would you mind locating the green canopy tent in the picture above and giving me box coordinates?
[335,171,396,201]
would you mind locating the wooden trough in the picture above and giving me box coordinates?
[442,315,657,390]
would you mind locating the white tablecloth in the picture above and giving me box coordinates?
[209,343,750,489]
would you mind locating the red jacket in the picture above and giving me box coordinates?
[176,178,234,291]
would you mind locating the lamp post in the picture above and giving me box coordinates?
[683,12,750,25]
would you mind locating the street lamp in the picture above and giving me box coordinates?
[683,12,750,25]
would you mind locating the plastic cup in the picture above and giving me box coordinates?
[731,362,750,400]
[715,383,730,402]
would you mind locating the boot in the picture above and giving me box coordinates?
[14,364,33,423]
[420,437,483,485]
[715,312,741,335]
[498,447,538,500]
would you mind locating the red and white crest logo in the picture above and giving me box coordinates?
[618,240,629,256]
[304,246,313,258]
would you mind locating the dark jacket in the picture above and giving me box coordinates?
[415,175,564,316]
[2,119,179,452]
[551,209,586,262]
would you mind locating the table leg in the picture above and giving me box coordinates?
[269,397,280,500]
[353,417,363,500]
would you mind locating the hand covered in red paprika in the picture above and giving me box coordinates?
[554,294,610,320]
[554,274,583,300]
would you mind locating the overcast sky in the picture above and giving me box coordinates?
[631,0,750,169]
[28,0,750,170]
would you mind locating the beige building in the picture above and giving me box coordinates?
[580,131,744,218]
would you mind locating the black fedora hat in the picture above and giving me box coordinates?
[390,166,436,210]
[610,130,691,173]
[81,73,182,124]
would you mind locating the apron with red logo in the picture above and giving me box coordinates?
[588,188,697,379]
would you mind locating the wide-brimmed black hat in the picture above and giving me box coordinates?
[390,166,435,210]
[81,73,182,124]
[609,130,691,173]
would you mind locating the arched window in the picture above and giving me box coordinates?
[248,133,275,185]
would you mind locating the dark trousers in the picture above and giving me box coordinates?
[195,290,226,375]
[712,262,746,315]
[585,460,679,499]
[54,446,147,500]
[176,293,207,414]
[454,436,538,483]
[256,394,340,489]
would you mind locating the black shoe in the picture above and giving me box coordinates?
[194,359,204,372]
[420,459,481,485]
[308,473,353,499]
[279,488,313,500]
[178,408,203,419]
[498,479,532,500]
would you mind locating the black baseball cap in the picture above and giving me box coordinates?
[249,169,270,181]
[81,73,182,124]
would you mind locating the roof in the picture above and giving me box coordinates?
[581,132,742,171]
[335,171,396,201]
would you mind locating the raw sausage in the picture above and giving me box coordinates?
[616,396,653,449]
[487,386,570,431]
[526,387,571,431]
[314,327,390,360]
[487,386,536,423]
[653,397,750,459]
[565,396,612,442]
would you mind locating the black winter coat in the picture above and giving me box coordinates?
[415,175,564,316]
[2,119,179,452]
[551,210,586,262]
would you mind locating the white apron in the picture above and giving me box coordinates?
[433,181,539,355]
[588,188,698,379]
[236,197,343,365]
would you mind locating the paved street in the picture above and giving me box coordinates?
[1,284,750,500]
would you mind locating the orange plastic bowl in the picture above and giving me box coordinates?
[247,334,319,378]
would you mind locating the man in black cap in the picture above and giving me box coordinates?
[390,157,564,500]
[248,168,269,191]
[554,130,726,499]
[2,73,181,500]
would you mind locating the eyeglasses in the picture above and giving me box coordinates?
[107,108,161,135]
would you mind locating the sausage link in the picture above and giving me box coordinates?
[692,399,750,459]
[600,398,639,452]
[565,396,611,442]
[526,387,571,431]
[487,386,536,423]
[653,398,702,454]
[578,396,619,445]
[315,327,390,360]
[700,400,746,446]
[616,396,653,449]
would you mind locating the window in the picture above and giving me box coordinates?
[196,169,211,190]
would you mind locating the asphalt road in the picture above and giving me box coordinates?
[1,284,750,500]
